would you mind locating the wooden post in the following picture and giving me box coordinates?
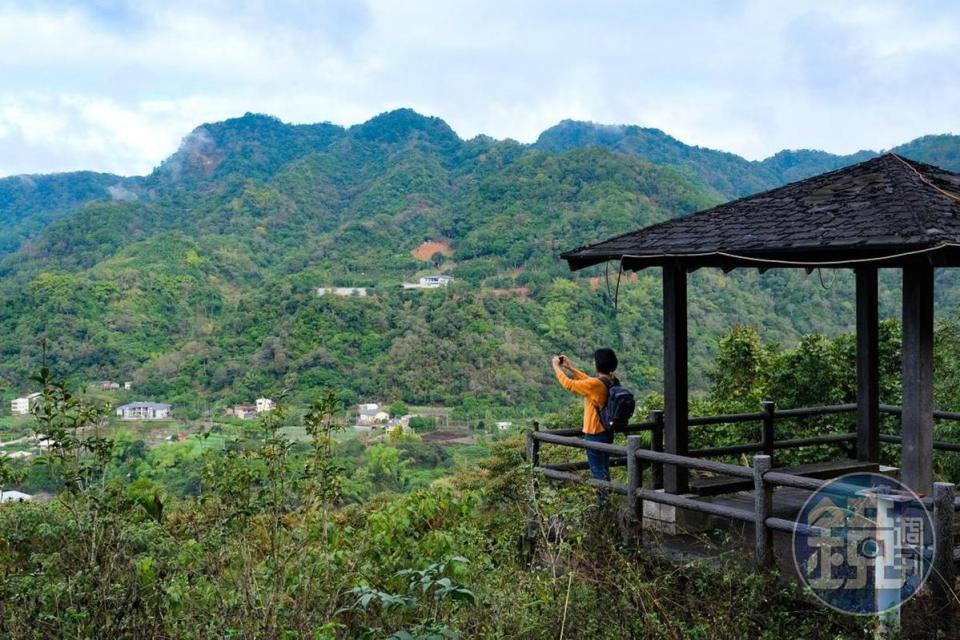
[760,401,775,460]
[856,267,880,463]
[663,265,689,494]
[523,422,541,560]
[753,455,773,570]
[902,265,934,495]
[931,481,956,627]
[527,422,541,468]
[626,435,644,547]
[649,409,664,490]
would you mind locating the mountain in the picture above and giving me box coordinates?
[2,112,957,258]
[534,120,775,198]
[0,171,140,254]
[1,109,959,416]
[153,113,345,184]
[889,134,960,173]
[535,119,960,199]
[0,111,717,413]
[755,149,877,185]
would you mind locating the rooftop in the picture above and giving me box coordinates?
[561,154,960,271]
[118,402,171,410]
[0,490,32,503]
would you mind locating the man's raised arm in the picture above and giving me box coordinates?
[552,355,593,397]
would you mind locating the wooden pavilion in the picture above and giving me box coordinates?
[560,153,960,497]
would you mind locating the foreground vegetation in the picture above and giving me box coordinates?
[10,313,960,637]
[0,368,868,639]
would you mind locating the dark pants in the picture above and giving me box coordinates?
[584,430,614,504]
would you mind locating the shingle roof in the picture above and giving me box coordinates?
[561,154,960,271]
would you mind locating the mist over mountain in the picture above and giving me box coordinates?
[1,109,958,414]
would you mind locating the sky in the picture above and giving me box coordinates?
[1,0,958,177]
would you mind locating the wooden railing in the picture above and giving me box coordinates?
[525,402,960,599]
[548,403,960,489]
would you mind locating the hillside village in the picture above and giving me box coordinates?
[4,240,461,442]
[1,375,512,470]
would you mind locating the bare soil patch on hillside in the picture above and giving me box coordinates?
[411,240,454,261]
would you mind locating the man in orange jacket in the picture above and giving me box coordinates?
[552,348,619,498]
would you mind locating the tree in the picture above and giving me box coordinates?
[388,401,409,418]
[408,416,437,431]
[365,444,410,492]
[707,325,774,412]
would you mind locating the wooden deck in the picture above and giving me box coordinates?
[651,485,836,575]
[650,463,887,572]
[689,460,879,496]
[656,478,960,576]
[710,484,818,519]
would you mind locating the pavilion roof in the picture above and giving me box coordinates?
[561,154,960,271]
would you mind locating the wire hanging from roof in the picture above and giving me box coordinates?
[601,259,626,311]
[615,259,624,311]
[816,267,836,290]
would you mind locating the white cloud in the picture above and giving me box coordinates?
[0,0,958,176]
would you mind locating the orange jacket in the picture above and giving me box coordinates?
[555,366,608,435]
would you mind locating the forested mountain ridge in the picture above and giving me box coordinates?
[1,109,959,416]
[4,110,958,258]
[0,171,139,255]
[534,119,960,198]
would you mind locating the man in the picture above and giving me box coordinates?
[552,348,620,495]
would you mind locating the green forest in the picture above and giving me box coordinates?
[1,109,960,419]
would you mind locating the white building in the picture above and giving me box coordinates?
[317,287,368,297]
[10,392,40,415]
[116,402,171,420]
[357,403,389,425]
[0,490,32,503]
[402,275,454,290]
[230,404,258,420]
[496,421,513,430]
[256,398,275,413]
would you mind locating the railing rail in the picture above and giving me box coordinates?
[880,404,960,422]
[529,430,952,563]
[536,402,960,470]
[544,421,656,438]
[526,402,959,585]
[531,401,960,516]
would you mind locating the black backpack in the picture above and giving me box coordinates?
[598,377,636,432]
